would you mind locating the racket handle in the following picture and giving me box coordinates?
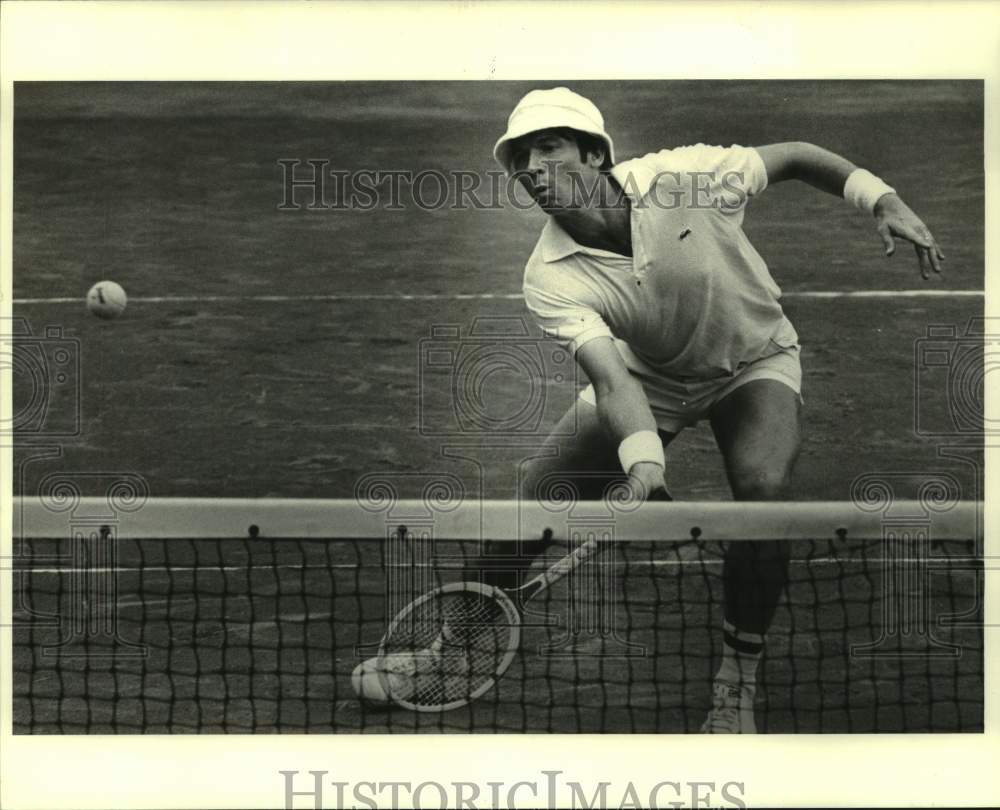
[522,536,604,600]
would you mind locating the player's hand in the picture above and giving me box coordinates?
[624,462,673,503]
[873,193,945,279]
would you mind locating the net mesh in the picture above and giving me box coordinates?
[11,504,983,734]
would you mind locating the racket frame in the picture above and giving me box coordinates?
[377,581,520,712]
[376,534,606,712]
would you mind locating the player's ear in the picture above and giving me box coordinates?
[586,148,606,168]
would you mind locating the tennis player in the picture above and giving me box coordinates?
[482,87,944,733]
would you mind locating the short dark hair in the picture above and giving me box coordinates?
[550,127,613,170]
[509,127,613,171]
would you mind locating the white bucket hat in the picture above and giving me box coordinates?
[493,87,615,173]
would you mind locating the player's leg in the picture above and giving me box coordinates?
[470,395,676,589]
[704,378,801,733]
[520,399,627,501]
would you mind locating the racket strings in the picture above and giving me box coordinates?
[381,591,515,707]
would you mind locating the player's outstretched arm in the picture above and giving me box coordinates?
[576,337,670,502]
[871,193,945,279]
[755,141,945,278]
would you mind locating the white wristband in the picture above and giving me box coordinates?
[618,430,665,474]
[843,168,895,214]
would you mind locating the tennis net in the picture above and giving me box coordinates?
[10,496,983,733]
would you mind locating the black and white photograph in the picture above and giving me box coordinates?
[1,2,997,809]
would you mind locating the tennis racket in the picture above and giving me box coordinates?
[375,532,606,712]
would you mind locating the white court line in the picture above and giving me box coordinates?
[11,290,984,304]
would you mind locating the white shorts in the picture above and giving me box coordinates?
[578,344,803,434]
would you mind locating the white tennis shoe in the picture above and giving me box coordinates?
[701,681,757,734]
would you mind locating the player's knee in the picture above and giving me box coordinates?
[519,458,615,501]
[729,466,791,501]
[518,457,549,502]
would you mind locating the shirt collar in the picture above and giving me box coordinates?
[539,218,583,262]
[537,160,658,263]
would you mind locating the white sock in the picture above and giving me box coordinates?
[716,641,761,693]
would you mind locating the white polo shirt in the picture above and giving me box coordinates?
[522,144,798,381]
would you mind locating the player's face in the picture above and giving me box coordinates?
[510,130,599,211]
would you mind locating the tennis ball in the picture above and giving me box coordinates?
[352,659,391,704]
[351,655,415,704]
[86,280,127,319]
